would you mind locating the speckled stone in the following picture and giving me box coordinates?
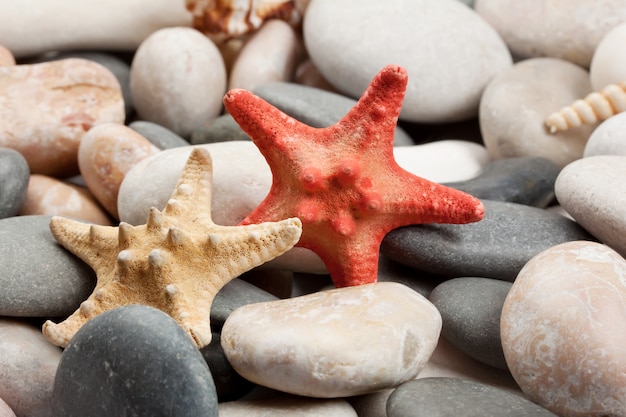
[129,120,190,149]
[381,200,594,281]
[0,215,95,316]
[0,148,29,219]
[429,277,511,369]
[501,241,626,417]
[583,113,626,157]
[52,305,218,417]
[387,378,558,417]
[219,396,358,416]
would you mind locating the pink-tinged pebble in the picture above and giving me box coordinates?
[78,123,159,219]
[0,397,16,417]
[0,58,125,177]
[0,45,15,66]
[18,174,112,225]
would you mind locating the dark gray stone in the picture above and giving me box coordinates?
[129,120,190,149]
[381,200,595,281]
[52,305,218,417]
[0,215,95,316]
[377,253,447,298]
[0,148,29,219]
[429,277,511,369]
[190,114,252,145]
[443,157,560,208]
[210,278,278,331]
[387,377,558,417]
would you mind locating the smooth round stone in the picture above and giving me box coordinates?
[429,277,511,369]
[555,155,626,257]
[304,0,512,123]
[78,122,159,219]
[294,59,338,92]
[19,174,112,225]
[129,120,190,149]
[590,22,626,90]
[0,397,15,417]
[381,200,595,281]
[0,45,15,66]
[583,113,626,157]
[130,27,226,138]
[53,305,218,417]
[211,278,278,331]
[0,318,62,417]
[0,215,95,316]
[387,378,558,417]
[190,114,252,145]
[480,58,594,168]
[475,0,626,67]
[0,0,191,58]
[229,20,301,91]
[253,82,414,146]
[0,58,125,177]
[221,282,441,397]
[219,396,358,417]
[0,148,29,219]
[501,241,626,417]
[443,157,559,208]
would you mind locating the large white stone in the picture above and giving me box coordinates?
[590,22,626,90]
[303,0,511,123]
[221,282,441,398]
[584,113,626,157]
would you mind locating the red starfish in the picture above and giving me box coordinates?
[224,65,484,287]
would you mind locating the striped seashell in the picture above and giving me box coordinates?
[545,82,626,134]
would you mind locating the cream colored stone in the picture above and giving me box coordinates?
[0,58,125,177]
[18,174,112,225]
[221,282,442,398]
[0,397,15,417]
[78,123,159,219]
[584,113,626,157]
[590,23,626,90]
[219,396,357,417]
[501,241,626,417]
[0,45,14,66]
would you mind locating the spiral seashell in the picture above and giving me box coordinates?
[545,82,626,133]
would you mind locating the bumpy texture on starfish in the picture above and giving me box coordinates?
[224,64,484,288]
[42,148,302,348]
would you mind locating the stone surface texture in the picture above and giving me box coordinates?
[0,148,29,219]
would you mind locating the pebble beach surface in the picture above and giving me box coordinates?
[2,1,626,416]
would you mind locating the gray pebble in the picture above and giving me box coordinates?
[129,120,190,149]
[210,278,278,331]
[0,148,29,219]
[191,114,252,145]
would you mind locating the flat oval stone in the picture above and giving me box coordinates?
[221,282,441,397]
[190,114,252,145]
[429,277,511,369]
[0,318,62,417]
[387,377,558,417]
[443,156,559,208]
[130,27,226,138]
[0,59,125,177]
[219,396,358,417]
[129,120,190,149]
[501,241,626,417]
[52,305,218,417]
[590,22,626,90]
[555,155,626,257]
[583,113,626,157]
[0,148,29,219]
[480,58,593,168]
[381,200,595,281]
[0,215,95,317]
[304,0,512,123]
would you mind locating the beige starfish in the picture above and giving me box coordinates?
[42,148,302,348]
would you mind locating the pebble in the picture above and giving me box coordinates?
[211,278,279,331]
[0,148,29,219]
[304,0,512,123]
[253,82,415,146]
[480,58,594,168]
[294,59,338,92]
[475,0,626,67]
[0,318,62,417]
[0,0,191,58]
[0,215,96,317]
[229,20,301,91]
[381,200,595,281]
[590,22,626,90]
[0,45,15,66]
[0,58,125,177]
[78,122,159,219]
[0,397,15,417]
[583,113,626,157]
[219,396,358,417]
[501,241,626,417]
[129,120,190,149]
[53,305,218,417]
[130,27,227,138]
[429,277,511,369]
[18,174,112,225]
[387,377,558,417]
[555,155,626,257]
[190,114,252,145]
[443,156,559,208]
[221,282,441,397]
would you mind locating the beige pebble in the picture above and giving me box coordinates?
[229,19,302,91]
[78,123,159,219]
[584,113,626,157]
[502,241,626,417]
[0,397,15,417]
[591,22,626,90]
[0,45,15,66]
[0,58,125,177]
[18,174,112,225]
[219,396,357,417]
